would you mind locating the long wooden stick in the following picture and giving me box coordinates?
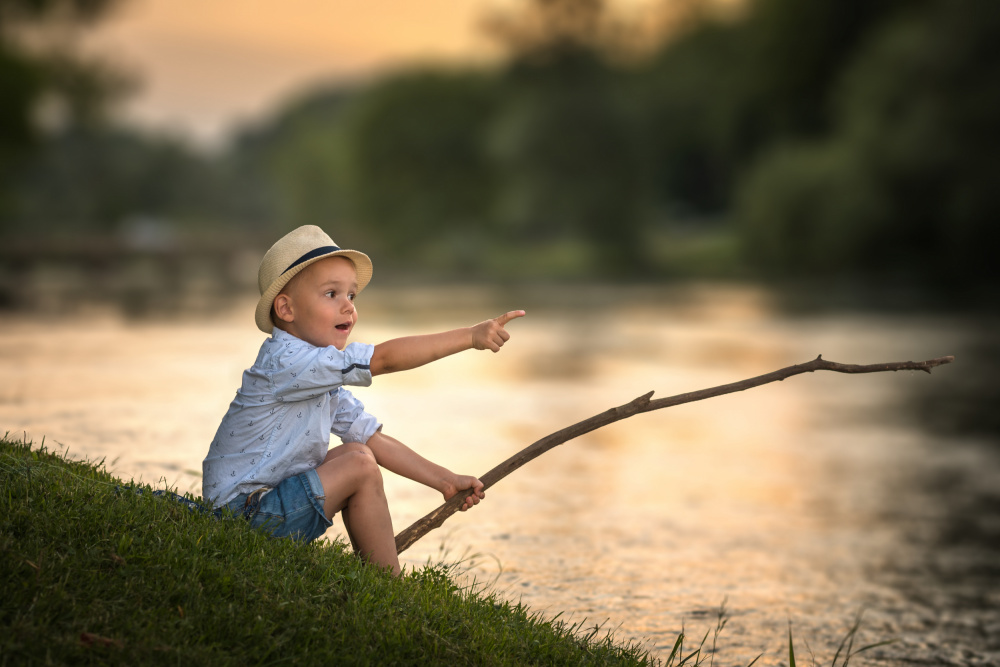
[394,354,954,554]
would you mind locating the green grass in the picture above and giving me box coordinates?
[0,435,656,666]
[0,434,896,666]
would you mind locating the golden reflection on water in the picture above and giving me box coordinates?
[0,284,980,664]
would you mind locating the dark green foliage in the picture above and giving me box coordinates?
[636,0,923,219]
[736,141,889,275]
[733,0,924,141]
[224,88,359,237]
[342,70,498,257]
[3,0,997,288]
[0,436,655,665]
[0,45,43,162]
[7,127,225,237]
[490,50,647,271]
[736,0,1000,284]
[635,23,745,217]
[0,0,129,215]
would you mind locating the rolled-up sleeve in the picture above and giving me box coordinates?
[271,342,374,402]
[331,388,381,444]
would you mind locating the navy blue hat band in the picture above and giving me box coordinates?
[282,245,341,275]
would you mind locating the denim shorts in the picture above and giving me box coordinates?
[225,468,332,543]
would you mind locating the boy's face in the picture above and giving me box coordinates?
[273,256,359,350]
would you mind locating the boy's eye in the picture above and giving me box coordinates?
[348,292,356,301]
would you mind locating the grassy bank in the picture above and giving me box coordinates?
[0,436,655,666]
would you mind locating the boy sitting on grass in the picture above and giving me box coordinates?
[202,225,524,576]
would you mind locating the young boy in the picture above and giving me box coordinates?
[202,225,524,576]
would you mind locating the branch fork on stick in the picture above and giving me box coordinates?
[395,354,955,554]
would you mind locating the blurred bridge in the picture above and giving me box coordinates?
[0,235,269,317]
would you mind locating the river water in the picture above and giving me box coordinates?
[2,283,997,666]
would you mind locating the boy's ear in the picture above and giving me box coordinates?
[272,293,294,324]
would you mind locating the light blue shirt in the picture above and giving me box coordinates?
[203,328,381,507]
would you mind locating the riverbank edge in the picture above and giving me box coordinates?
[0,435,656,666]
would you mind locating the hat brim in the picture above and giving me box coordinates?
[254,248,373,334]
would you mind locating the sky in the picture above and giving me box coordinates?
[85,0,507,146]
[81,0,728,148]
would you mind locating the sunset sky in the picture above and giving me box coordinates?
[82,0,708,147]
[87,0,507,146]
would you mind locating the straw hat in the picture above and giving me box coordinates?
[254,225,373,333]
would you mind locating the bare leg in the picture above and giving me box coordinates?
[322,443,368,550]
[315,444,400,575]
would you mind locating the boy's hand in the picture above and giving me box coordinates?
[442,475,486,512]
[471,310,526,353]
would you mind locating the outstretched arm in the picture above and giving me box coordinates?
[369,310,525,376]
[365,430,485,511]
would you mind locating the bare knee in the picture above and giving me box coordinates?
[324,441,375,464]
[315,449,385,515]
[339,450,382,486]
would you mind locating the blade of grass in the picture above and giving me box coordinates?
[840,611,862,667]
[850,638,898,660]
[666,633,685,666]
[710,598,728,667]
[788,622,797,667]
[680,627,711,665]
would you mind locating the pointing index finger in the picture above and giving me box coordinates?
[496,310,526,327]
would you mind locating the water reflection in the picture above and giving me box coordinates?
[0,284,996,665]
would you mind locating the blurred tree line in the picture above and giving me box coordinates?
[0,0,132,221]
[2,0,998,289]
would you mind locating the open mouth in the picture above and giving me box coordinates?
[335,323,351,331]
